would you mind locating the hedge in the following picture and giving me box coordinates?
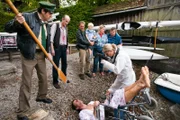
[0,2,95,44]
[55,3,95,43]
[0,12,14,32]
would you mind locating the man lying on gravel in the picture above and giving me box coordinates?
[72,66,150,120]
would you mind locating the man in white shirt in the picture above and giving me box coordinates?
[50,15,70,89]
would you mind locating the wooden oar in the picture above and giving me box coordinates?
[6,0,67,83]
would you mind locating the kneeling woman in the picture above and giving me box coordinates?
[101,44,136,95]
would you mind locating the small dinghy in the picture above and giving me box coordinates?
[154,73,180,103]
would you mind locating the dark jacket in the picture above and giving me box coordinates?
[76,29,90,50]
[5,12,51,59]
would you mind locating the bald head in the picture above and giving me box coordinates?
[62,14,70,27]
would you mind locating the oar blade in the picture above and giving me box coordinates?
[57,69,67,83]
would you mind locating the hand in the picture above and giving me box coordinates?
[94,101,100,107]
[48,53,52,60]
[15,13,25,24]
[67,49,69,54]
[106,90,110,96]
[51,48,55,56]
[101,59,106,64]
[90,41,94,46]
[106,90,111,100]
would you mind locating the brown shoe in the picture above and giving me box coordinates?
[53,83,60,89]
[79,74,85,80]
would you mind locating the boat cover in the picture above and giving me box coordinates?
[154,73,180,92]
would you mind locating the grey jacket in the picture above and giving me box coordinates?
[5,12,51,59]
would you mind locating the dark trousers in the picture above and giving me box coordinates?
[53,45,67,84]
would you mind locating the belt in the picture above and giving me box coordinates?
[59,44,66,46]
[36,49,42,52]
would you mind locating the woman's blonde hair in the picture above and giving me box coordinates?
[103,44,117,52]
[98,24,105,32]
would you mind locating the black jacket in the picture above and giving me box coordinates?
[76,29,90,50]
[5,12,51,59]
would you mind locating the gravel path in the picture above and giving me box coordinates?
[0,53,175,120]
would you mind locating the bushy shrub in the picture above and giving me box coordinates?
[55,3,94,43]
[0,2,95,44]
[0,12,14,32]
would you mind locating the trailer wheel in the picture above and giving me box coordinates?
[145,97,158,110]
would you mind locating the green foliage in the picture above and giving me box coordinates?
[0,12,14,32]
[18,1,39,12]
[76,0,130,6]
[55,2,94,43]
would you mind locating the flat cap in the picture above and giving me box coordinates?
[39,1,56,13]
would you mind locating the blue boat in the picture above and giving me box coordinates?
[154,73,180,104]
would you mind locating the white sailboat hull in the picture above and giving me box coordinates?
[123,46,164,51]
[154,73,180,103]
[123,48,169,60]
[93,20,180,30]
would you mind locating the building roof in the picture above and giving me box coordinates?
[93,0,147,17]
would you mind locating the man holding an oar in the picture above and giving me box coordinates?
[5,1,56,120]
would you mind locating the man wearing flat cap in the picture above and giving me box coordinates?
[5,1,56,120]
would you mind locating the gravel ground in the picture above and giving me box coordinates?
[0,53,176,120]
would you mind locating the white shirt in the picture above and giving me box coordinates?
[50,22,67,45]
[102,46,136,93]
[79,101,97,120]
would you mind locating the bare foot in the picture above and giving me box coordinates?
[140,66,150,88]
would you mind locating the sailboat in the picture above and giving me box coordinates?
[154,73,180,104]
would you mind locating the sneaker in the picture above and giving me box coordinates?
[79,74,85,80]
[85,72,92,78]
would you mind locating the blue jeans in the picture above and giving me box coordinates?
[93,49,104,73]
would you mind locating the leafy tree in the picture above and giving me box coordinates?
[66,0,129,6]
[55,2,94,43]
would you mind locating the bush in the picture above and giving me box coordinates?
[55,3,95,43]
[0,12,14,32]
[0,2,95,44]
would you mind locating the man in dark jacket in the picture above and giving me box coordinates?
[76,21,94,80]
[5,1,55,120]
